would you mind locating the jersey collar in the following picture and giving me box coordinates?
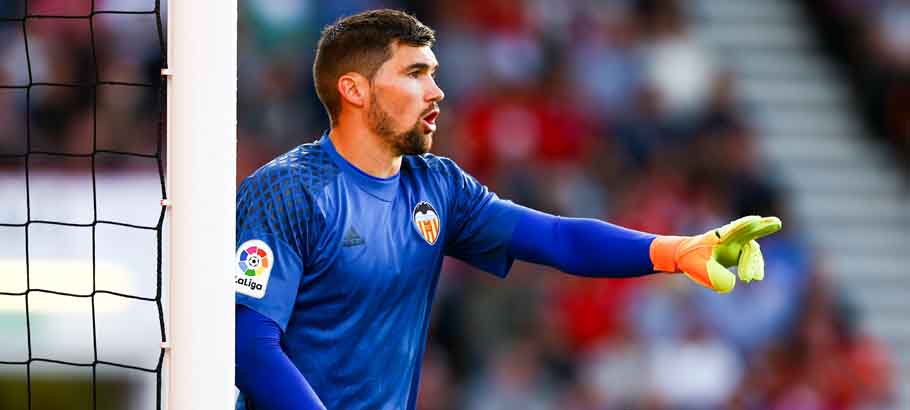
[319,132,400,202]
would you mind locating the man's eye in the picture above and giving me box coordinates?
[408,71,421,78]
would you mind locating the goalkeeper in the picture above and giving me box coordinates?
[234,9,781,410]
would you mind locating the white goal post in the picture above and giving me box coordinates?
[165,0,237,409]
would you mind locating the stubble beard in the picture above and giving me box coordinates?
[368,94,432,156]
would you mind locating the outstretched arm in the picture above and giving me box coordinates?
[507,207,781,293]
[236,305,326,410]
[439,159,780,292]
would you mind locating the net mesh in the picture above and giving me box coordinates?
[0,1,166,409]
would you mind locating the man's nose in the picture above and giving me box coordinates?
[426,79,445,103]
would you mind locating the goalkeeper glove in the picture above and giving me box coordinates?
[649,215,782,293]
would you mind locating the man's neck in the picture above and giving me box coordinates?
[328,123,402,178]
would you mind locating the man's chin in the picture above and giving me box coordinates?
[397,129,432,155]
[405,141,432,156]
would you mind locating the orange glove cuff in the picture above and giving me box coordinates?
[650,235,686,273]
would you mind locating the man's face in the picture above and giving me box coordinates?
[367,43,444,155]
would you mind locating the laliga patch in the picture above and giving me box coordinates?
[412,201,441,245]
[235,239,273,299]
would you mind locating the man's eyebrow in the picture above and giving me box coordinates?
[403,62,439,73]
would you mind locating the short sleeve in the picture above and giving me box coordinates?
[443,160,524,277]
[234,167,314,331]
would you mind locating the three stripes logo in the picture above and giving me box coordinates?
[342,226,365,247]
[412,201,440,245]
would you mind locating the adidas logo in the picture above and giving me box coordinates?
[342,226,365,247]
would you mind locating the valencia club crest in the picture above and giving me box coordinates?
[413,201,441,245]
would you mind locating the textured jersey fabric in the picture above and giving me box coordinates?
[235,133,524,410]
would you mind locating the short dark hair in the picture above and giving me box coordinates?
[313,9,436,125]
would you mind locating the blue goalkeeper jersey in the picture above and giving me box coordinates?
[235,133,524,410]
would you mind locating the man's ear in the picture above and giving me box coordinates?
[337,72,369,108]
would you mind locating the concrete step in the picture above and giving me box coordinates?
[811,221,908,244]
[793,194,908,221]
[756,108,864,137]
[780,176,897,197]
[815,244,907,259]
[851,293,910,318]
[863,318,910,348]
[713,49,841,85]
[798,213,908,232]
[772,165,900,196]
[772,155,900,187]
[698,29,813,51]
[729,54,838,82]
[831,253,905,273]
[695,22,812,51]
[692,0,801,22]
[837,279,907,302]
[738,79,848,107]
[810,226,909,254]
[819,228,909,258]
[760,133,882,163]
[727,58,839,83]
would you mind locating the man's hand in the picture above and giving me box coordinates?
[650,216,782,293]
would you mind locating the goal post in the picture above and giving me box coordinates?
[165,0,237,408]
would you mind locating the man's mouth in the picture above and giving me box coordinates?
[421,109,440,131]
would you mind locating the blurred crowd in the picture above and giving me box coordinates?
[0,0,163,170]
[398,1,893,409]
[805,0,910,173]
[0,0,898,409]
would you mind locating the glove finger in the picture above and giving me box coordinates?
[737,240,764,282]
[716,215,761,239]
[705,258,736,294]
[714,216,782,266]
[718,216,781,245]
[746,216,782,243]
